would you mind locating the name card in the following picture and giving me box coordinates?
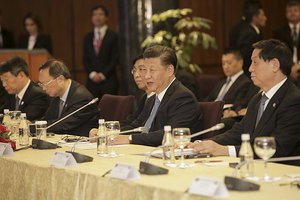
[110,163,140,180]
[50,152,77,168]
[0,142,14,156]
[188,176,229,198]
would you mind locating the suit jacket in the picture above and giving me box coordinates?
[229,20,264,78]
[273,24,300,62]
[0,81,49,121]
[212,79,300,166]
[44,80,100,136]
[128,79,203,147]
[83,29,119,97]
[0,27,15,48]
[205,73,252,110]
[18,33,53,54]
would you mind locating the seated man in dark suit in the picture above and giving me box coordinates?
[38,59,100,136]
[189,39,300,166]
[112,45,202,146]
[121,54,154,126]
[0,56,49,121]
[205,49,253,117]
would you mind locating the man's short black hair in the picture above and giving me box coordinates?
[243,0,263,23]
[91,4,109,16]
[0,56,29,77]
[133,54,144,66]
[39,59,72,79]
[287,0,300,8]
[223,48,243,61]
[252,39,293,76]
[143,45,177,73]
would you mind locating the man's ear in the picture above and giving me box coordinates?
[271,58,280,72]
[167,65,175,76]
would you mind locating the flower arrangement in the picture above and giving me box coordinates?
[0,124,16,150]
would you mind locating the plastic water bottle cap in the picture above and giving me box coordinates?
[241,133,250,141]
[98,119,105,124]
[4,109,9,114]
[21,113,26,118]
[164,125,171,131]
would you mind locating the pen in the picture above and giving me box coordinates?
[194,160,223,163]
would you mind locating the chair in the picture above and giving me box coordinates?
[195,74,224,100]
[198,101,224,139]
[98,94,135,121]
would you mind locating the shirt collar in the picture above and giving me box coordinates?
[60,80,71,103]
[157,78,176,102]
[289,22,300,31]
[16,80,30,101]
[94,25,108,39]
[228,70,243,83]
[263,78,287,100]
[251,23,260,34]
[147,92,155,99]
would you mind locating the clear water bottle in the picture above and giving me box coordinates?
[162,125,176,167]
[2,109,11,129]
[97,119,107,156]
[19,113,29,146]
[239,133,254,178]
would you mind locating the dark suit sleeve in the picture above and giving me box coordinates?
[101,33,119,78]
[83,34,93,74]
[132,92,201,146]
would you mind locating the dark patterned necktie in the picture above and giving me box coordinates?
[255,94,268,127]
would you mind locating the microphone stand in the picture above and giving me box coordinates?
[32,98,99,150]
[188,123,225,139]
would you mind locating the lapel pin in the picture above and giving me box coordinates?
[20,101,24,106]
[273,103,276,108]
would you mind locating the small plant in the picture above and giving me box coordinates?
[142,8,217,74]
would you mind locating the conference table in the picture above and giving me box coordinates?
[0,136,300,200]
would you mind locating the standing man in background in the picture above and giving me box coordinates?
[0,10,15,49]
[83,4,119,99]
[274,0,300,83]
[229,0,267,78]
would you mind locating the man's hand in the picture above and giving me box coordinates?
[92,73,103,83]
[187,140,229,156]
[89,128,98,143]
[291,64,300,79]
[223,109,238,118]
[111,135,130,145]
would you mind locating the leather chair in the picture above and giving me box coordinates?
[195,74,224,100]
[198,101,224,139]
[99,94,135,121]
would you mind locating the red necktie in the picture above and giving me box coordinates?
[93,31,102,54]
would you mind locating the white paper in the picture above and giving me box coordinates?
[145,148,197,158]
[188,176,229,198]
[50,152,77,168]
[110,163,140,181]
[0,142,14,156]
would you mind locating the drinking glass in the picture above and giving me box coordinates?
[254,137,276,182]
[173,128,192,168]
[106,121,121,157]
[9,111,21,141]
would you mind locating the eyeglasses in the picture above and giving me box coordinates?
[38,79,56,87]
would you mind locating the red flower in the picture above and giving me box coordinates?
[0,124,15,150]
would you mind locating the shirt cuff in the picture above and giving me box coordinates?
[89,71,97,79]
[98,72,106,80]
[228,145,237,157]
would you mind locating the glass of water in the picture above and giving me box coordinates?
[254,136,276,182]
[173,128,192,168]
[35,121,47,140]
[106,121,120,157]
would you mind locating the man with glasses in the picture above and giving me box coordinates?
[113,45,202,146]
[0,56,49,121]
[39,59,100,136]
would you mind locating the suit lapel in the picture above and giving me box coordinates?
[18,81,32,110]
[61,81,76,115]
[253,80,290,137]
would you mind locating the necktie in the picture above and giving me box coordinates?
[255,94,268,127]
[15,96,20,110]
[216,77,231,101]
[93,31,102,54]
[143,96,160,133]
[58,99,64,118]
[0,31,3,48]
[292,25,298,63]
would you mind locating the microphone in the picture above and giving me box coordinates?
[32,98,99,150]
[65,137,93,163]
[139,146,169,175]
[189,123,225,139]
[46,98,99,130]
[119,127,144,135]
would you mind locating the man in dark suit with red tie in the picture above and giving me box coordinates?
[83,4,119,99]
[0,57,49,121]
[189,39,300,166]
